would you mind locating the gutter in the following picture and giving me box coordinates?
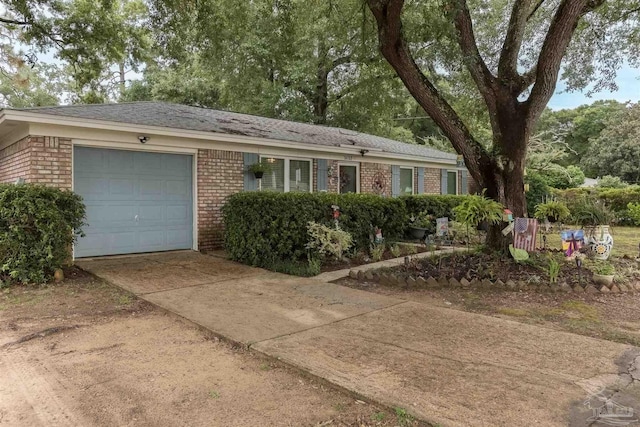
[2,110,459,166]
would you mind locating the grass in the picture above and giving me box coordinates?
[208,390,220,399]
[543,225,639,257]
[371,412,386,421]
[394,407,414,426]
[495,299,640,346]
[0,287,48,311]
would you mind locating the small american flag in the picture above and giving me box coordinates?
[513,218,538,252]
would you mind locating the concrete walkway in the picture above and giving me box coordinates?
[78,251,640,427]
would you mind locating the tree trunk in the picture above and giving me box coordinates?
[313,64,329,125]
[482,109,529,251]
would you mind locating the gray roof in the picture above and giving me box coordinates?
[12,101,456,162]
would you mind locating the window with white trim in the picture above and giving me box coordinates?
[400,167,414,195]
[260,156,312,193]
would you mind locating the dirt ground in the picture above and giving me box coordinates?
[0,269,424,427]
[339,277,640,348]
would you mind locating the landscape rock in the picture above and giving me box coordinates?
[349,270,358,279]
[438,277,449,288]
[426,277,439,288]
[449,278,462,288]
[610,284,621,293]
[406,277,417,289]
[584,285,599,294]
[460,277,471,287]
[599,285,610,293]
[416,277,428,288]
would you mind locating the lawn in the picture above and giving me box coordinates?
[542,225,639,258]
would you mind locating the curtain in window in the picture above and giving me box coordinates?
[262,158,285,192]
[289,160,311,192]
[400,168,413,195]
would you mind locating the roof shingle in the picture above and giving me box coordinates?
[12,102,456,162]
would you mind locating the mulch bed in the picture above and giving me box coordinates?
[388,250,640,289]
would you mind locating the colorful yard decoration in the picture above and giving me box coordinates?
[436,217,449,236]
[561,230,584,257]
[513,218,538,252]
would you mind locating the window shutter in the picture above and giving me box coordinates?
[441,169,448,195]
[316,159,328,191]
[461,170,468,194]
[417,167,425,194]
[391,165,400,197]
[243,153,259,191]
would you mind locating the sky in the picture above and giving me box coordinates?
[548,64,640,110]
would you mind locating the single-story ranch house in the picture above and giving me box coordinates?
[0,102,469,258]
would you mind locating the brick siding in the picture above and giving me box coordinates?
[0,136,71,189]
[425,168,441,194]
[197,149,243,251]
[360,162,392,196]
[0,137,32,184]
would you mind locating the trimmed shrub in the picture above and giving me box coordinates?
[222,192,470,270]
[0,184,86,285]
[222,192,407,268]
[400,194,468,219]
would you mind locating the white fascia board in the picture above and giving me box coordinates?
[5,110,458,166]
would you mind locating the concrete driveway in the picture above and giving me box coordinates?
[78,251,640,427]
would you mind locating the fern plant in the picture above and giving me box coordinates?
[534,200,571,223]
[452,194,504,228]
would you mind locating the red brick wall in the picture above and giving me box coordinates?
[197,149,243,251]
[360,162,392,196]
[425,168,441,194]
[0,136,72,189]
[0,137,32,184]
[29,136,72,189]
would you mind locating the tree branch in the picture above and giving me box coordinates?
[0,16,30,26]
[367,0,493,186]
[498,0,535,84]
[526,0,606,121]
[448,0,497,103]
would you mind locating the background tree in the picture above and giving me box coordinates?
[365,0,639,248]
[2,0,151,103]
[583,103,640,184]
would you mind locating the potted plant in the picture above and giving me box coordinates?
[407,211,435,240]
[572,198,615,260]
[248,161,271,179]
[534,200,571,223]
[452,194,504,241]
[591,260,615,287]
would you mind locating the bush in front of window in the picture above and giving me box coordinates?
[0,184,86,286]
[401,194,470,220]
[222,192,407,269]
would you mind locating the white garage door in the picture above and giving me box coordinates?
[74,146,193,257]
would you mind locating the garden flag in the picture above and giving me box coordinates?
[561,230,584,257]
[513,218,538,252]
[436,217,449,236]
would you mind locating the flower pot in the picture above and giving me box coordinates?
[408,226,428,240]
[476,221,489,231]
[253,171,264,179]
[592,273,614,287]
[584,225,614,260]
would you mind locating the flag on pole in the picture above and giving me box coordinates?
[513,218,538,252]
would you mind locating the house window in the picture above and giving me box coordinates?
[338,164,359,193]
[260,157,312,193]
[400,167,414,195]
[447,171,458,195]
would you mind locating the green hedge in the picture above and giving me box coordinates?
[0,184,86,285]
[401,194,469,219]
[553,186,640,225]
[222,192,466,269]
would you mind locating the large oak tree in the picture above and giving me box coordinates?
[366,0,639,247]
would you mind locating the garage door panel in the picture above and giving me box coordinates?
[135,151,163,172]
[74,176,108,198]
[74,147,193,257]
[139,179,163,196]
[109,178,136,196]
[107,150,136,172]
